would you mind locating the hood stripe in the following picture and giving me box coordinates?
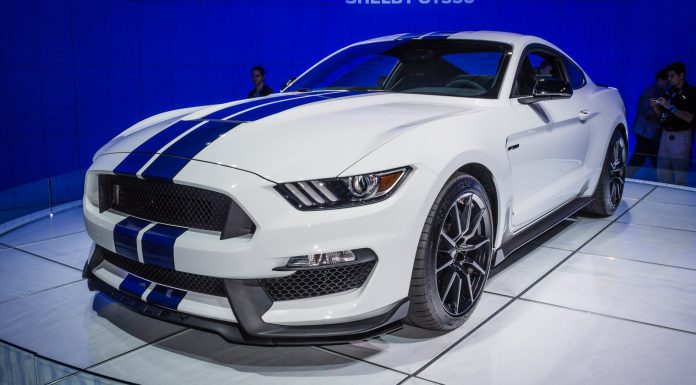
[113,92,337,176]
[134,90,366,181]
[140,121,241,180]
[113,120,202,176]
[230,91,361,121]
[203,90,337,120]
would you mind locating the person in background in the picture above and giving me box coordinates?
[247,66,273,98]
[627,69,669,178]
[538,60,554,77]
[652,61,696,185]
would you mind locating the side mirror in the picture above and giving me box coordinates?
[519,78,572,104]
[285,77,297,88]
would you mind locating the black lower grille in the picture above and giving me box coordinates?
[99,174,254,237]
[260,261,376,301]
[102,249,227,297]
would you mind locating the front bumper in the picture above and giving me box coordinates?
[84,153,437,341]
[84,245,408,345]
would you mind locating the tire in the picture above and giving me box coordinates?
[583,130,627,216]
[405,173,494,331]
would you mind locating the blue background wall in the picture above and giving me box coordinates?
[1,0,695,219]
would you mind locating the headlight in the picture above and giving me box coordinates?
[275,166,411,210]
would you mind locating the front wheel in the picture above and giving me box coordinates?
[584,130,627,216]
[405,173,494,331]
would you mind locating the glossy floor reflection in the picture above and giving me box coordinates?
[0,182,695,384]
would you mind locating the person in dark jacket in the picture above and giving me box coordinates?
[652,61,696,185]
[247,66,273,98]
[627,69,669,178]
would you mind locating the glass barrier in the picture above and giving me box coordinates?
[0,339,131,385]
[627,149,696,187]
[0,170,85,233]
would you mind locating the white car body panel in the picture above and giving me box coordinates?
[83,31,627,340]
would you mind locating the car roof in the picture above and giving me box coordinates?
[358,31,556,50]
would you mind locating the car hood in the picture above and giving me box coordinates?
[101,91,481,182]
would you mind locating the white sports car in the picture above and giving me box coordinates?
[83,31,627,345]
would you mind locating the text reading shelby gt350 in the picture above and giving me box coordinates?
[83,31,627,345]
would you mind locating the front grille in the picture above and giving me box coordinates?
[260,261,376,301]
[99,174,254,237]
[102,248,227,297]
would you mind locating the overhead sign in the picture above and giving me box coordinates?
[346,0,474,5]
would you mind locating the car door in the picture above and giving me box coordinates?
[507,48,591,230]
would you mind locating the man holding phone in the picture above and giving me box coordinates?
[651,62,696,185]
[628,69,669,178]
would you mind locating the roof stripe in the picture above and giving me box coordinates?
[421,31,456,40]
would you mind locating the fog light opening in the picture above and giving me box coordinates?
[286,250,357,268]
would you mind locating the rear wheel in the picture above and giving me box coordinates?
[406,173,493,330]
[584,130,627,216]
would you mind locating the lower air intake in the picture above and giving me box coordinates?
[101,248,227,297]
[260,261,376,301]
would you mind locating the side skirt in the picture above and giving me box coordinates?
[495,196,594,265]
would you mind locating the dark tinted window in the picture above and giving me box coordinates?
[563,57,586,89]
[286,40,511,99]
[512,51,564,97]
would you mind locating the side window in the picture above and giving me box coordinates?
[512,50,564,97]
[562,57,587,90]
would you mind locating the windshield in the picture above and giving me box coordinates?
[285,39,511,98]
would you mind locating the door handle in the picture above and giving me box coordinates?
[578,110,590,122]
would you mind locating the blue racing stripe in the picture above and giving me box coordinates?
[119,274,151,298]
[139,91,365,181]
[146,285,186,309]
[396,32,423,40]
[203,90,335,120]
[113,216,151,261]
[113,120,202,176]
[138,156,191,181]
[421,31,455,40]
[140,121,240,180]
[140,224,188,270]
[232,91,363,121]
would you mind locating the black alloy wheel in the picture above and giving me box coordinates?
[584,130,627,216]
[406,173,494,330]
[436,193,491,316]
[608,136,627,208]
